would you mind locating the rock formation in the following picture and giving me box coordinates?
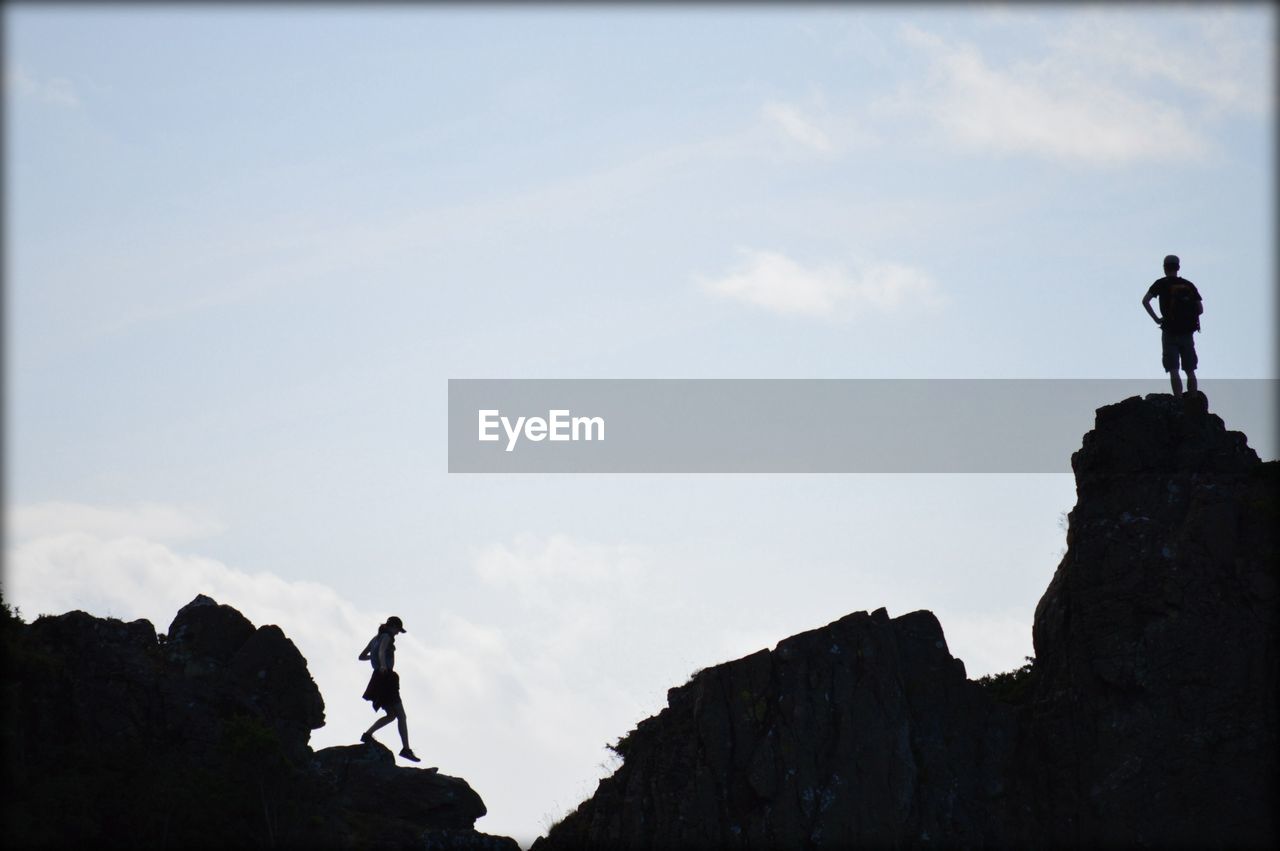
[2,594,517,849]
[1024,392,1276,846]
[534,393,1277,848]
[533,608,1019,848]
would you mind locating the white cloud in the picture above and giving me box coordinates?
[758,92,883,157]
[697,248,944,320]
[9,501,224,543]
[1,528,378,717]
[474,533,642,598]
[6,65,81,108]
[762,100,835,153]
[891,23,1208,164]
[1045,9,1271,118]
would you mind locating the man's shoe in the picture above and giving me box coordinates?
[399,747,421,762]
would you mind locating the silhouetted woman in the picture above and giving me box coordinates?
[359,615,433,769]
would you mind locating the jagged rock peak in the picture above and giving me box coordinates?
[166,592,257,662]
[535,606,1014,850]
[1028,393,1277,846]
[1072,391,1258,479]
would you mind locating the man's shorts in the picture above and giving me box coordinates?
[1161,331,1197,373]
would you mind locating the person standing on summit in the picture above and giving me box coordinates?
[359,615,435,770]
[1142,254,1203,396]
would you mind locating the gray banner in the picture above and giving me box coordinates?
[447,379,1276,473]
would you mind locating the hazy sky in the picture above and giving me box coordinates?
[4,4,1274,845]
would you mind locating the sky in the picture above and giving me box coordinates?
[3,4,1275,846]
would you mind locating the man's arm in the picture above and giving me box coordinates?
[1142,290,1161,326]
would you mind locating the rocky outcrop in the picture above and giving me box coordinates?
[534,609,1016,849]
[535,393,1277,848]
[1,594,516,849]
[161,594,324,763]
[313,744,487,831]
[1024,392,1277,846]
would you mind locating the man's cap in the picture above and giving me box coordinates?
[386,616,406,633]
[1163,254,1180,269]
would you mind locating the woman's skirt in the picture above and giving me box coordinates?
[362,669,401,712]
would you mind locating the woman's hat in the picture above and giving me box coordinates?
[386,616,406,633]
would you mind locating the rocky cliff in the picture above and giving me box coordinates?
[533,393,1277,849]
[1,594,517,850]
[1024,392,1277,846]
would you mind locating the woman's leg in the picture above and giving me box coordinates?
[395,701,410,750]
[366,710,396,736]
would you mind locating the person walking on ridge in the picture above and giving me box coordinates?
[1142,254,1203,396]
[359,615,435,770]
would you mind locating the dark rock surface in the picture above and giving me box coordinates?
[313,743,486,831]
[535,393,1277,849]
[2,593,515,849]
[1025,393,1277,846]
[535,609,1016,849]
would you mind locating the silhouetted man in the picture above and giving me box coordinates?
[1142,254,1203,396]
[359,615,435,770]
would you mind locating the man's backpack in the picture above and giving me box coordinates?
[1167,279,1202,333]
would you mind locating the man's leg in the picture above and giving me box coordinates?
[1162,333,1181,394]
[1180,335,1199,395]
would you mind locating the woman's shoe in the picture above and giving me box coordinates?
[399,747,421,762]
